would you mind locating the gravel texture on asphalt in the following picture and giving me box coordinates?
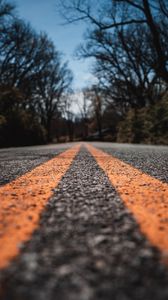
[0,148,65,186]
[1,146,168,300]
[92,142,168,183]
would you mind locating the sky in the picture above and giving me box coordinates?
[13,0,96,91]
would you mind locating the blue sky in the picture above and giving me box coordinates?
[13,0,95,90]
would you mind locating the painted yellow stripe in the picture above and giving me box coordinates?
[87,144,168,261]
[0,144,81,269]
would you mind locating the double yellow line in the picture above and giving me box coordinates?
[0,143,168,269]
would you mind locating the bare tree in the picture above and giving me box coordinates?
[0,0,15,21]
[0,14,73,143]
[58,0,168,83]
[75,90,91,139]
[77,23,166,112]
[83,85,104,139]
[36,62,73,141]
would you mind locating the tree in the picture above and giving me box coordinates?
[35,61,73,141]
[61,93,75,141]
[74,90,91,139]
[59,0,168,83]
[0,21,56,97]
[83,85,104,139]
[78,23,166,112]
[0,0,14,22]
[0,2,74,146]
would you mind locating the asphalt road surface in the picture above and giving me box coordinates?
[0,142,168,300]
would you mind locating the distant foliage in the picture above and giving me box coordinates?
[117,94,168,145]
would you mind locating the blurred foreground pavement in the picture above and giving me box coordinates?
[0,142,168,300]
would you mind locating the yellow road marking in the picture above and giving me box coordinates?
[0,144,81,269]
[87,144,168,262]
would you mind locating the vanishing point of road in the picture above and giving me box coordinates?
[0,142,168,300]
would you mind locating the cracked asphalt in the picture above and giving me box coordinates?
[0,142,168,300]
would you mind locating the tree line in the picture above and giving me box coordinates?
[0,0,73,146]
[1,0,168,146]
[59,0,168,144]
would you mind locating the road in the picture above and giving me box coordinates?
[0,142,168,300]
